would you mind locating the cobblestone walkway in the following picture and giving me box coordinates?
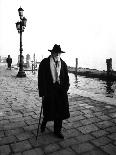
[0,65,116,155]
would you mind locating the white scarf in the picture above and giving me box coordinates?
[50,56,61,84]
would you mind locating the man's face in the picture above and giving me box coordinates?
[52,52,61,61]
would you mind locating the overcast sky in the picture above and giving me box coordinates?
[0,0,116,70]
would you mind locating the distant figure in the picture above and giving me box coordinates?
[38,44,70,139]
[6,55,12,70]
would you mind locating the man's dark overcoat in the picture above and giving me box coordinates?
[38,56,70,121]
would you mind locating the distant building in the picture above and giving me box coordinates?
[26,54,31,68]
[0,57,7,63]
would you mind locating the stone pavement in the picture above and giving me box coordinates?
[0,64,116,155]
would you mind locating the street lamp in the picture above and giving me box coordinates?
[16,7,27,77]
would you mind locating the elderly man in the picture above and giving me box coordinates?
[38,44,70,139]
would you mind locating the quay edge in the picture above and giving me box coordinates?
[68,66,116,81]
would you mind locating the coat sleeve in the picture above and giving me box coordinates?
[60,61,70,92]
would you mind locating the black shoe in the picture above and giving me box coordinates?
[54,132,64,139]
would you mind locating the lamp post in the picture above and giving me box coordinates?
[16,7,27,77]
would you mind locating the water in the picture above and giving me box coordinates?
[26,71,116,105]
[68,74,116,105]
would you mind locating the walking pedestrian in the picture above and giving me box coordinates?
[6,55,12,70]
[38,44,70,139]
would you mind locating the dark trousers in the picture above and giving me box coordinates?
[8,63,11,69]
[42,117,62,132]
[54,119,62,132]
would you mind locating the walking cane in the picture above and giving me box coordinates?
[36,104,43,140]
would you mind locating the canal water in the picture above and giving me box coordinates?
[26,71,116,105]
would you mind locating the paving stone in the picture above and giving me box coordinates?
[105,105,113,109]
[5,128,24,136]
[33,148,44,155]
[11,140,32,153]
[25,118,38,125]
[23,124,37,131]
[8,114,23,119]
[49,148,76,155]
[91,129,109,138]
[78,124,99,134]
[105,125,116,133]
[91,136,111,146]
[81,119,93,125]
[108,133,116,140]
[29,134,58,146]
[81,117,100,125]
[70,110,83,117]
[82,109,93,115]
[44,143,60,153]
[68,115,85,122]
[10,117,24,123]
[31,114,39,119]
[0,131,4,138]
[0,120,9,125]
[16,132,34,141]
[23,112,35,117]
[22,148,44,155]
[84,113,95,118]
[0,135,17,145]
[62,122,75,129]
[81,149,107,155]
[84,105,94,109]
[101,143,116,155]
[112,118,116,124]
[97,115,111,121]
[12,153,22,155]
[114,141,116,145]
[72,121,83,128]
[59,138,78,148]
[96,120,114,129]
[94,111,104,117]
[75,134,95,143]
[108,108,116,113]
[4,121,26,130]
[0,116,4,121]
[63,128,81,138]
[109,112,116,118]
[28,137,42,147]
[0,145,11,155]
[71,142,95,154]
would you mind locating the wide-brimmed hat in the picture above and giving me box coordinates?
[48,44,65,53]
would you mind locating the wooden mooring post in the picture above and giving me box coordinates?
[31,61,34,73]
[106,58,112,76]
[31,53,36,74]
[75,58,78,74]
